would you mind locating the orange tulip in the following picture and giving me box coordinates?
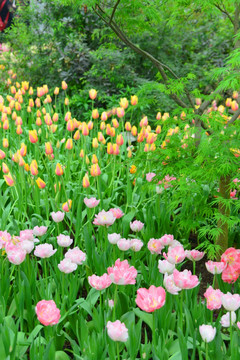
[92,154,98,164]
[0,149,6,159]
[65,139,73,150]
[62,199,72,212]
[2,162,9,174]
[92,109,99,119]
[62,81,68,90]
[3,138,9,148]
[45,142,53,155]
[90,164,101,177]
[131,95,138,106]
[82,173,90,188]
[89,89,97,100]
[30,160,38,176]
[29,130,38,143]
[4,173,14,186]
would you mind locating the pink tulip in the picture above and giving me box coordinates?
[221,247,240,268]
[33,226,48,237]
[107,259,137,285]
[84,197,100,208]
[93,210,116,226]
[148,238,163,254]
[221,293,240,312]
[146,172,156,182]
[34,244,57,258]
[35,300,60,326]
[158,259,175,274]
[107,320,128,342]
[88,273,112,290]
[220,311,236,327]
[199,325,216,343]
[159,234,174,247]
[205,261,226,274]
[109,208,124,219]
[65,247,86,265]
[117,238,132,251]
[7,247,27,265]
[57,234,73,247]
[185,250,205,262]
[163,273,181,295]
[163,245,186,264]
[19,229,34,241]
[173,269,199,289]
[222,266,239,283]
[130,239,144,252]
[108,233,121,244]
[58,258,77,273]
[204,286,222,310]
[19,240,35,254]
[136,285,166,312]
[130,220,144,232]
[51,211,65,223]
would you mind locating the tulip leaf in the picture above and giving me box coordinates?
[133,308,153,330]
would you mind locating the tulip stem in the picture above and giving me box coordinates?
[205,342,208,360]
[116,341,120,360]
[113,285,118,321]
[152,311,157,348]
[193,261,196,275]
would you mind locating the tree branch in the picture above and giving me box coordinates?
[109,0,121,24]
[214,3,234,25]
[94,5,189,108]
[227,107,240,125]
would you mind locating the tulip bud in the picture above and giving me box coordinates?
[3,138,8,148]
[89,89,97,100]
[117,107,125,118]
[116,134,124,146]
[4,173,14,186]
[55,163,64,176]
[101,112,108,121]
[131,95,138,106]
[112,118,119,128]
[231,100,239,111]
[45,142,53,155]
[62,81,68,90]
[29,130,38,143]
[2,162,9,173]
[92,138,99,148]
[92,154,98,164]
[88,120,93,130]
[233,91,238,99]
[62,199,72,212]
[66,120,75,132]
[131,126,137,136]
[92,109,99,119]
[79,149,84,158]
[54,87,59,95]
[82,173,90,188]
[36,177,46,189]
[90,164,101,177]
[65,138,73,150]
[73,129,80,140]
[125,122,131,131]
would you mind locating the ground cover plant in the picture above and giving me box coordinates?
[0,61,239,359]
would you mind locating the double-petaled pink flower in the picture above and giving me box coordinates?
[204,286,222,310]
[163,274,181,295]
[84,197,100,208]
[51,211,65,223]
[159,234,174,247]
[148,238,163,254]
[163,245,186,264]
[88,273,112,290]
[107,320,128,342]
[57,234,73,247]
[7,247,27,265]
[130,239,144,252]
[199,325,216,343]
[221,247,240,283]
[107,259,137,285]
[205,261,226,274]
[35,300,60,326]
[173,269,199,289]
[33,226,48,237]
[136,285,166,312]
[58,258,77,273]
[158,259,175,274]
[108,233,121,244]
[185,249,205,262]
[146,172,156,182]
[93,210,116,227]
[117,238,132,251]
[130,220,144,232]
[34,244,57,258]
[109,208,124,219]
[65,247,86,265]
[221,293,240,312]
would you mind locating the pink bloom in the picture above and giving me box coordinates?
[158,259,175,274]
[148,238,163,254]
[93,210,116,226]
[51,211,65,223]
[0,231,11,248]
[57,234,73,247]
[159,234,174,247]
[107,320,128,342]
[185,250,205,262]
[136,285,166,312]
[88,273,112,290]
[130,239,144,252]
[117,238,132,251]
[108,299,114,309]
[205,261,226,274]
[173,269,199,289]
[19,240,35,254]
[163,274,181,295]
[130,220,144,232]
[146,172,156,182]
[220,311,236,327]
[7,247,27,265]
[221,293,240,312]
[110,208,124,219]
[84,197,100,208]
[204,286,222,310]
[34,244,57,258]
[35,300,60,326]
[20,229,34,241]
[108,233,121,244]
[237,321,240,330]
[230,189,237,199]
[33,226,48,237]
[107,259,137,285]
[163,245,186,264]
[222,266,240,283]
[58,258,77,273]
[221,247,240,268]
[199,325,216,343]
[65,247,86,265]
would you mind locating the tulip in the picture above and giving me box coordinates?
[45,142,53,155]
[36,178,46,189]
[34,244,57,258]
[90,164,101,177]
[199,325,216,343]
[131,95,138,106]
[51,211,65,223]
[130,220,144,232]
[89,89,97,100]
[2,162,9,174]
[119,97,129,109]
[65,138,73,150]
[62,199,72,212]
[82,173,90,188]
[0,149,6,159]
[107,320,128,342]
[88,274,112,290]
[29,130,38,143]
[136,285,166,312]
[62,81,68,90]
[108,233,121,244]
[92,109,99,119]
[107,259,137,285]
[35,300,60,326]
[101,111,108,121]
[84,197,100,208]
[57,234,73,247]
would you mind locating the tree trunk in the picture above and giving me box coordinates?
[216,175,231,257]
